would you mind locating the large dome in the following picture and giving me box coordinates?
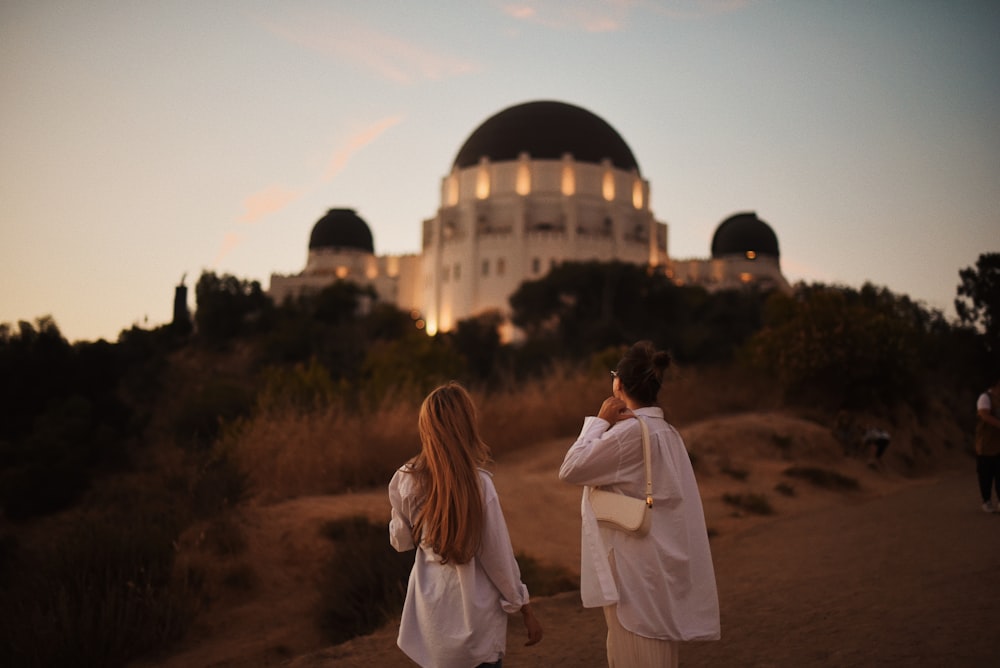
[308,208,374,253]
[452,100,640,174]
[711,212,780,259]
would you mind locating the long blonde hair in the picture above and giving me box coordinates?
[411,382,491,564]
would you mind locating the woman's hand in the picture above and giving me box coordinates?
[597,396,634,424]
[521,603,543,646]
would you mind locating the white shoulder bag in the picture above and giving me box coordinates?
[588,417,653,536]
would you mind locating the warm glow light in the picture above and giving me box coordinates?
[415,319,425,330]
[425,319,438,336]
[335,266,348,278]
[447,173,459,206]
[387,256,400,277]
[740,272,753,283]
[561,165,575,195]
[476,164,490,199]
[516,162,531,195]
[745,250,756,260]
[365,259,378,279]
[602,171,615,201]
[632,180,643,209]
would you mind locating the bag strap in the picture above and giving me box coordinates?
[637,417,653,508]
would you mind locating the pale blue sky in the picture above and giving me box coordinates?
[2,0,997,342]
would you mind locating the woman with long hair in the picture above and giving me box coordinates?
[560,341,719,667]
[389,382,542,667]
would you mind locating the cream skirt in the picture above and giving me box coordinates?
[603,605,678,668]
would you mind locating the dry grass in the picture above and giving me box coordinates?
[228,363,785,504]
[229,395,420,503]
[228,363,612,503]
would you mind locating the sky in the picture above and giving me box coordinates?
[2,0,998,343]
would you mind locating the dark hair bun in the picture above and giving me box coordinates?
[652,350,671,372]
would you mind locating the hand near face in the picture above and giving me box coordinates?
[597,396,634,424]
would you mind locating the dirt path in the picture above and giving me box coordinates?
[141,412,994,667]
[683,470,1000,667]
[296,471,1000,667]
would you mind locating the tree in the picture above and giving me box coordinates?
[955,252,1000,358]
[508,260,769,363]
[746,283,930,410]
[194,271,272,346]
[451,310,504,381]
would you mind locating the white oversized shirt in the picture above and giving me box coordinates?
[388,466,530,668]
[559,407,720,641]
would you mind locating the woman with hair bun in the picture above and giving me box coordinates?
[389,381,542,667]
[560,341,719,666]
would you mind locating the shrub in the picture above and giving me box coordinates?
[0,510,195,667]
[173,380,254,449]
[317,517,413,645]
[774,482,796,497]
[720,464,750,481]
[515,553,578,597]
[722,492,774,515]
[745,283,930,410]
[782,466,860,491]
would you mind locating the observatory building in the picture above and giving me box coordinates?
[670,211,790,293]
[269,100,789,337]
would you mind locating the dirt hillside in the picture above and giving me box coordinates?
[138,411,997,667]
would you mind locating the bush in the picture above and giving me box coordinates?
[722,492,774,515]
[782,466,860,491]
[745,283,930,410]
[172,379,254,449]
[515,553,578,597]
[318,517,413,644]
[0,510,195,667]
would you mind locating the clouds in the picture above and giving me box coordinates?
[324,115,403,180]
[238,185,304,224]
[216,114,404,265]
[499,0,632,32]
[254,11,479,85]
[498,0,753,31]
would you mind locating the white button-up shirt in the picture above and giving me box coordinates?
[389,467,530,667]
[560,407,721,641]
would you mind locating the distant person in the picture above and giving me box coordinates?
[559,341,720,667]
[862,427,891,468]
[975,377,1000,513]
[388,382,542,667]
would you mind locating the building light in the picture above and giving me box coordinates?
[602,171,615,201]
[740,272,753,283]
[336,266,348,278]
[745,250,756,260]
[516,162,531,196]
[632,180,644,209]
[476,164,490,199]
[446,173,459,206]
[561,165,575,196]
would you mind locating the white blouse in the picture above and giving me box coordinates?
[389,466,530,668]
[559,407,721,641]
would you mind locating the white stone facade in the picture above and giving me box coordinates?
[419,154,667,336]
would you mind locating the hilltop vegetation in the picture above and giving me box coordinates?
[0,255,996,667]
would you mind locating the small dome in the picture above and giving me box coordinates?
[308,208,374,254]
[711,212,779,259]
[452,100,640,173]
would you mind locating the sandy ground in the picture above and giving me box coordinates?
[138,412,1000,667]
